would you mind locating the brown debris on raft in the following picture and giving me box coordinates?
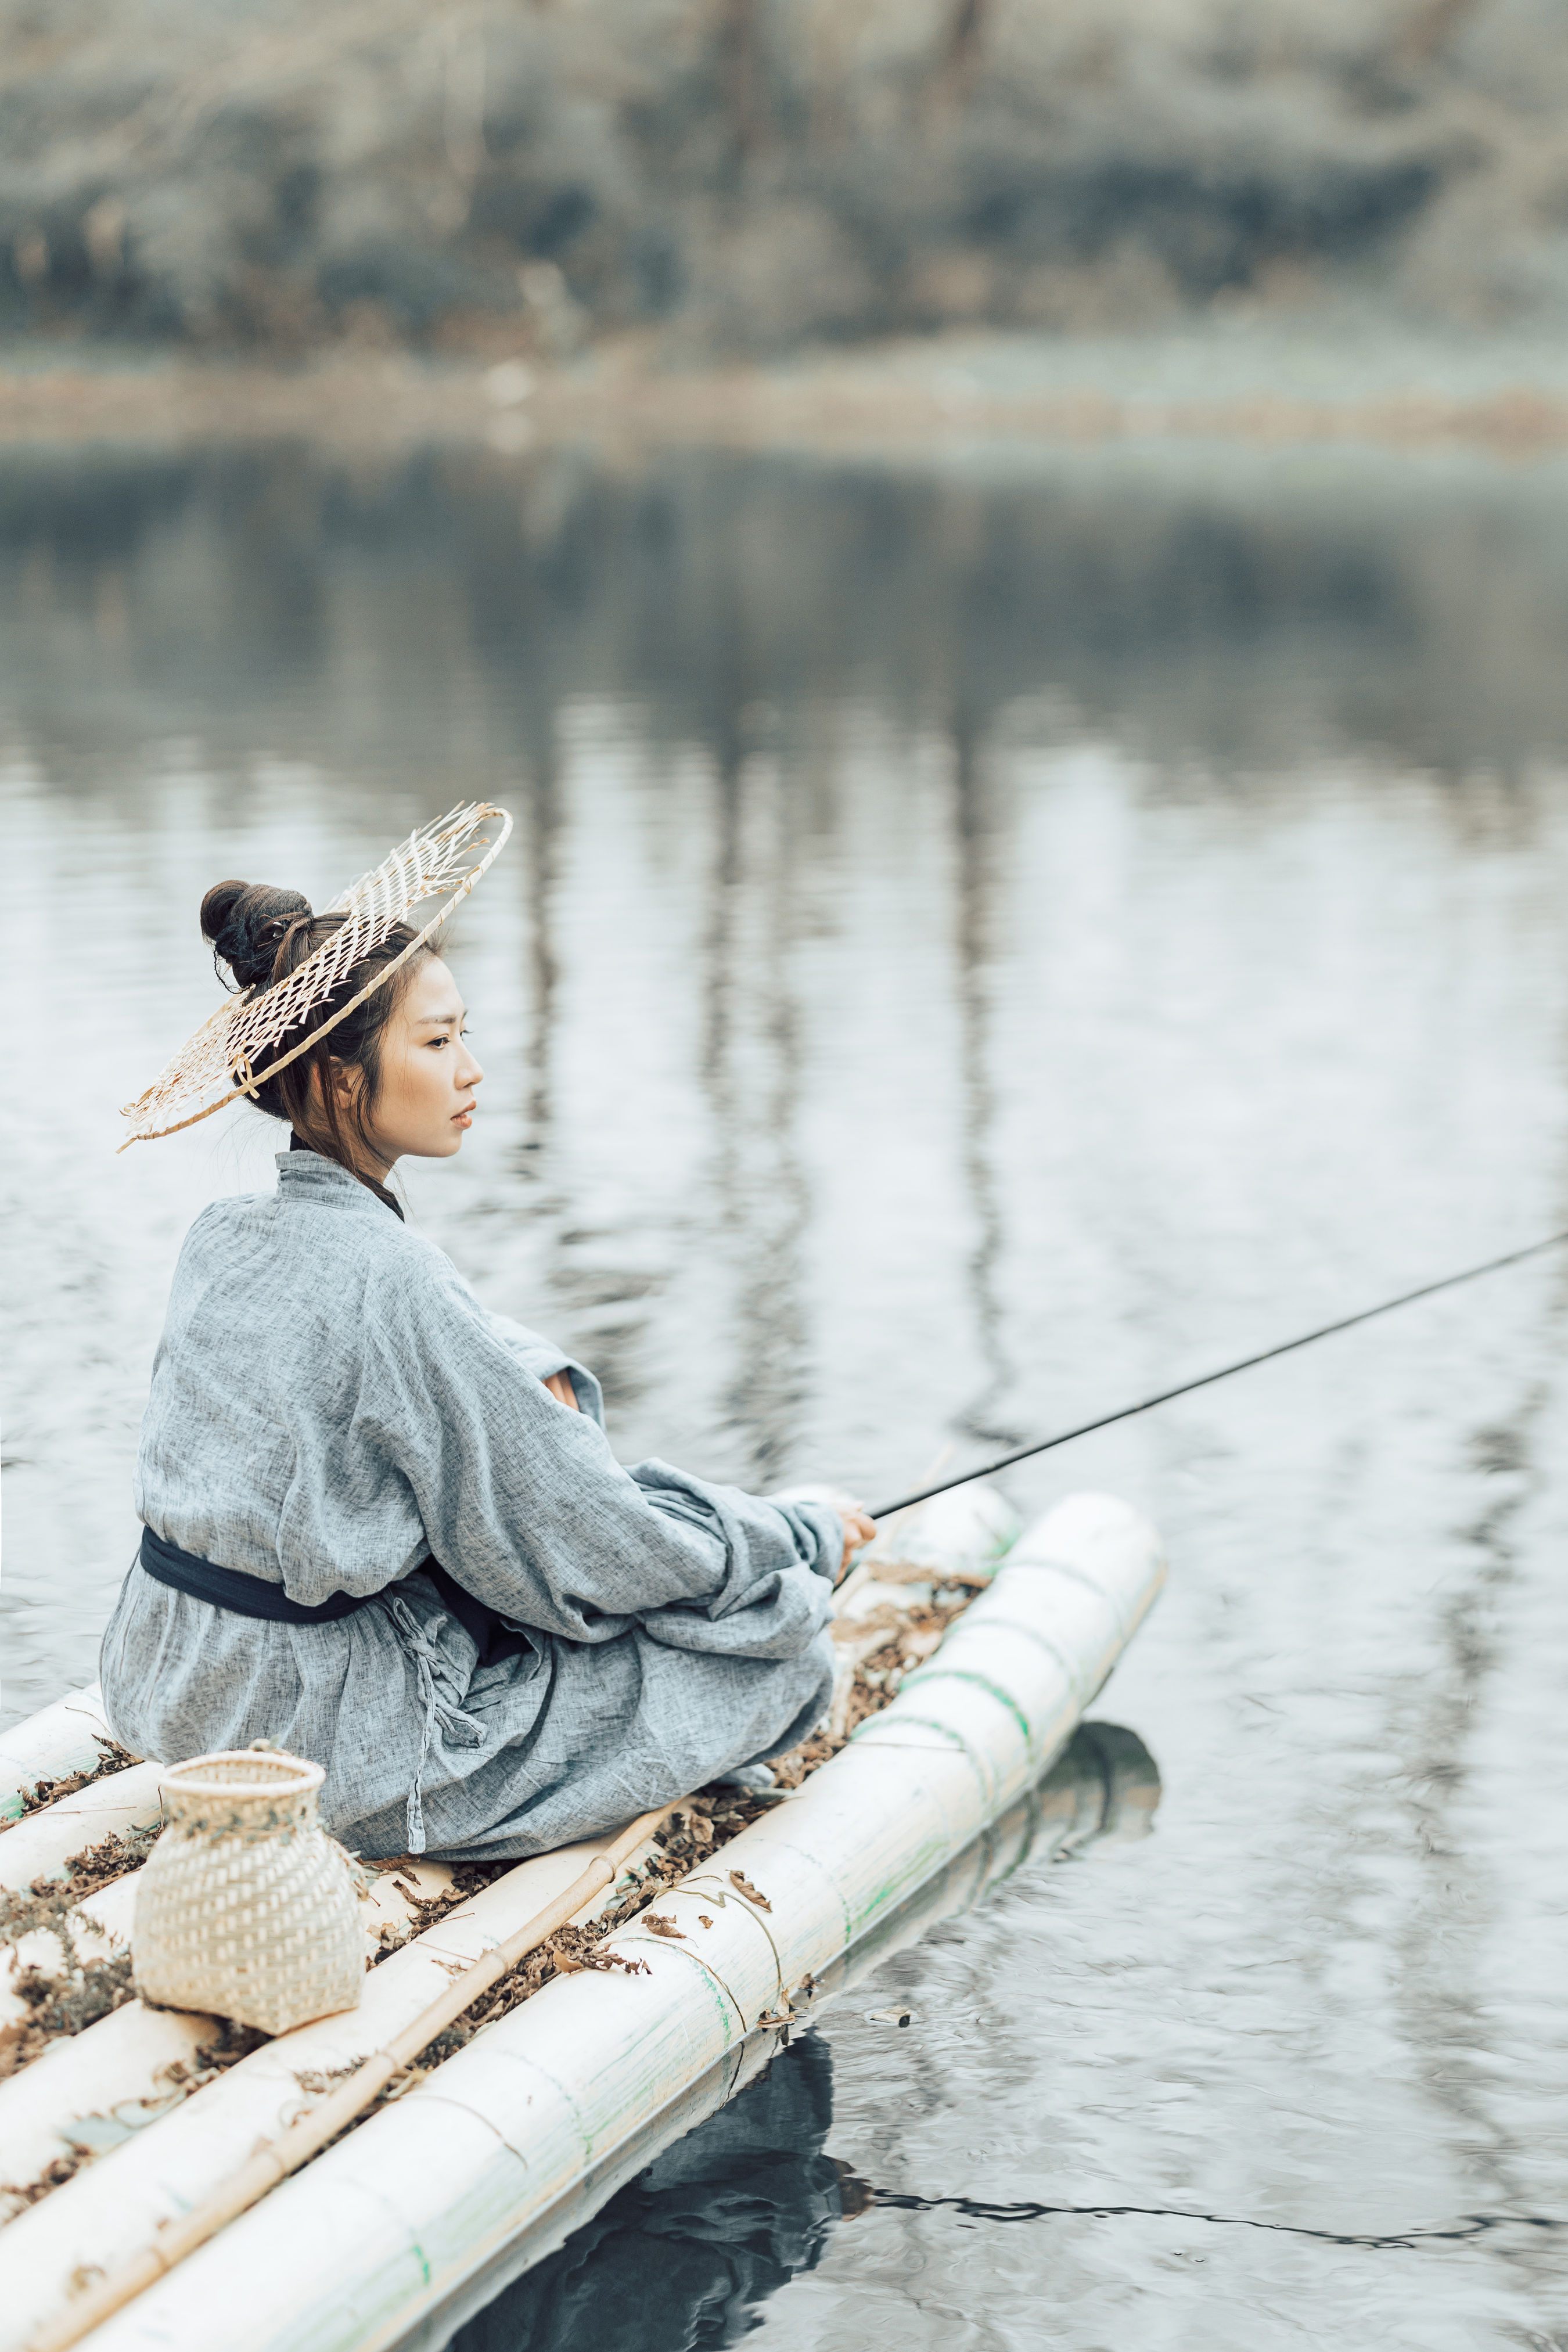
[0,1825,163,2084]
[349,1578,981,2103]
[1,2145,91,2209]
[0,1564,980,2130]
[48,1824,162,1910]
[0,1953,139,2087]
[6,1740,142,1826]
[0,2016,309,2211]
[362,1860,516,1961]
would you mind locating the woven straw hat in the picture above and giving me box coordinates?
[120,801,512,1149]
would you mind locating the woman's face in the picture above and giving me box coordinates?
[350,955,484,1174]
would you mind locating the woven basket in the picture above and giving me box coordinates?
[133,1747,365,2034]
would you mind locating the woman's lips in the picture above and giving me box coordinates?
[452,1105,474,1128]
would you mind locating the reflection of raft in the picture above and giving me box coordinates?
[441,1717,1161,2352]
[0,1489,1163,2352]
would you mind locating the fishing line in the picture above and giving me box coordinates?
[872,1228,1568,1520]
[851,2186,1559,2253]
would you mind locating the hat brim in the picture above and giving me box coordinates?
[119,803,512,1150]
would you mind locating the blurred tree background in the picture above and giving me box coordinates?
[2,0,1566,359]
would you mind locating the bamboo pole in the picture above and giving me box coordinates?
[25,1802,680,2352]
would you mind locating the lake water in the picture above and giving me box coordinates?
[2,431,1566,2349]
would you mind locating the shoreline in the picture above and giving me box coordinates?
[5,336,1568,458]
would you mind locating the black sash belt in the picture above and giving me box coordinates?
[138,1524,517,1657]
[140,1525,369,1622]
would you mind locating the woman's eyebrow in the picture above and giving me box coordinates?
[414,1010,465,1027]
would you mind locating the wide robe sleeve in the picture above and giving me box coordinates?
[361,1249,843,1660]
[480,1308,606,1426]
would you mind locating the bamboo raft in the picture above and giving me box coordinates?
[0,1488,1164,2352]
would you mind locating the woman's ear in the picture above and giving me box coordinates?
[326,1058,362,1113]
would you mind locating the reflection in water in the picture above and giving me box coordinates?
[6,443,1568,774]
[439,1724,1160,2352]
[950,703,1021,1448]
[5,438,1568,2351]
[701,739,812,1489]
[1384,1366,1563,2218]
[448,2037,841,2352]
[516,737,561,1185]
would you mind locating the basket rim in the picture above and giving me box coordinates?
[159,1748,325,1800]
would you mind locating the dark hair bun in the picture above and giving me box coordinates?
[200,880,314,991]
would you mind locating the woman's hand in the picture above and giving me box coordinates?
[837,1502,877,1583]
[543,1371,579,1411]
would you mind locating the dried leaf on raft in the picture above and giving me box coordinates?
[728,1871,772,1912]
[365,1858,516,1966]
[862,1556,991,1591]
[292,2059,367,2095]
[641,1914,685,1940]
[6,1739,142,1828]
[354,1810,763,2067]
[830,1602,906,1645]
[0,1829,163,2084]
[0,1952,138,2085]
[6,1822,160,1920]
[0,2148,89,2210]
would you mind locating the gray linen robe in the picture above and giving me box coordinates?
[100,1150,843,1858]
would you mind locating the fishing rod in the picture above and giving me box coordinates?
[871,1227,1568,1521]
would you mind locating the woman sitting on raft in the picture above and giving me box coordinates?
[102,873,875,1858]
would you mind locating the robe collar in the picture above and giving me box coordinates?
[275,1148,401,1218]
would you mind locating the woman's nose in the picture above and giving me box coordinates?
[460,1048,484,1088]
